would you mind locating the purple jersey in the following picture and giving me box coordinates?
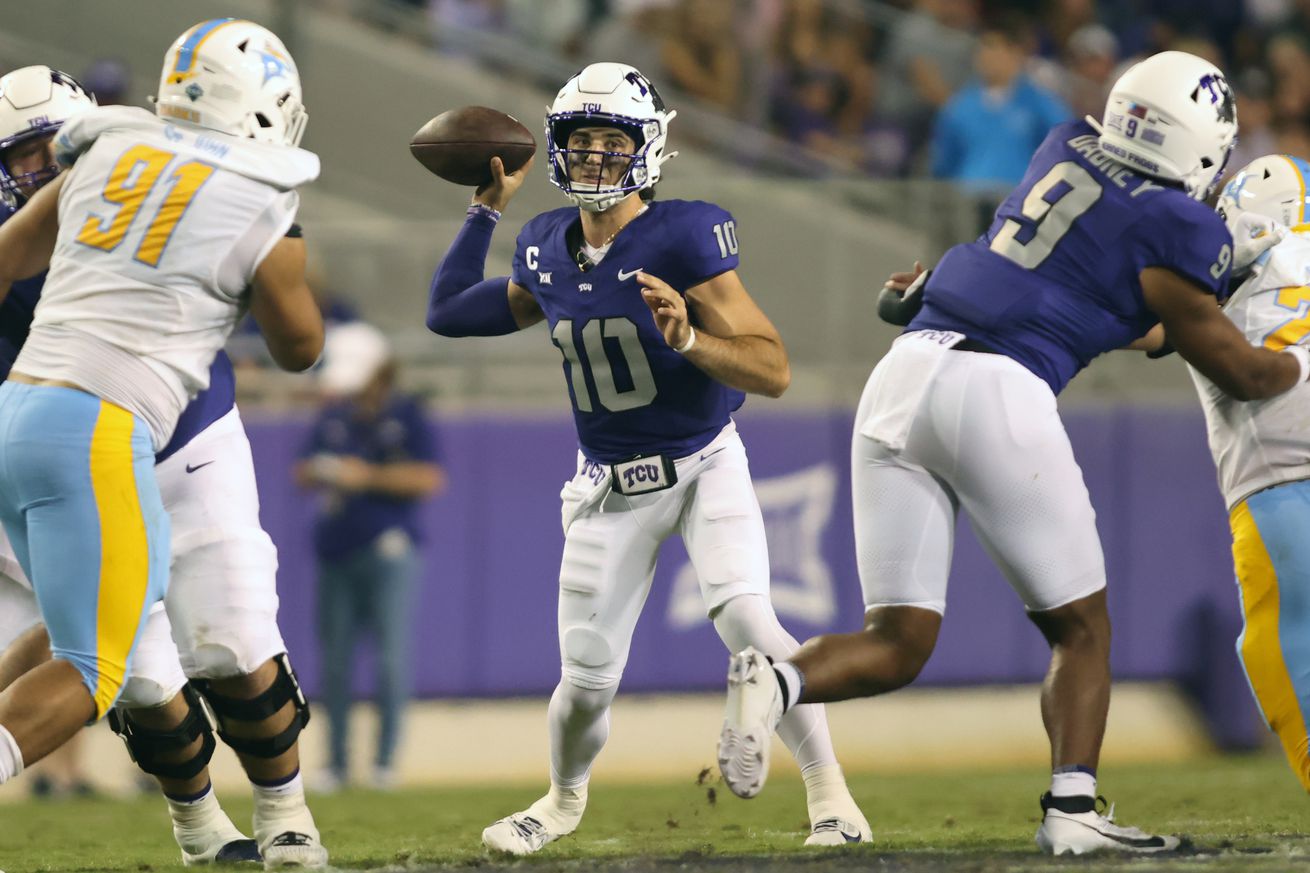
[155,350,236,463]
[0,206,46,377]
[911,119,1233,394]
[513,199,744,462]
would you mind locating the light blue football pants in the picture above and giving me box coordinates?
[0,381,169,718]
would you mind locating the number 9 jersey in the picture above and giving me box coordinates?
[911,119,1233,395]
[17,105,319,449]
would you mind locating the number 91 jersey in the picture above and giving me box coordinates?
[513,199,745,463]
[35,105,318,401]
[912,119,1233,395]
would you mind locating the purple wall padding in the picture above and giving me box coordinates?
[245,406,1261,746]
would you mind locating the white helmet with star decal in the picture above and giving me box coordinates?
[155,18,307,147]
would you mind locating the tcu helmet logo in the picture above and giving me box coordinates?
[1192,73,1235,124]
[625,70,665,111]
[625,72,649,96]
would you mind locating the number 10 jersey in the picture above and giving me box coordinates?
[911,119,1233,395]
[513,199,745,463]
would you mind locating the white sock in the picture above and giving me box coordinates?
[253,770,312,827]
[547,680,616,787]
[166,783,219,822]
[802,763,860,822]
[252,770,304,802]
[252,770,317,843]
[526,782,587,832]
[1050,769,1097,799]
[166,783,242,848]
[0,723,24,784]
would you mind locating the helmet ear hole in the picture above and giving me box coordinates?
[254,113,273,129]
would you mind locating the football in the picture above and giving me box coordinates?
[409,106,537,187]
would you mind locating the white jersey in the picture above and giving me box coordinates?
[14,106,319,448]
[1188,230,1310,509]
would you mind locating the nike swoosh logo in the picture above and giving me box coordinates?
[809,817,865,843]
[1094,827,1170,849]
[699,447,726,462]
[185,461,214,474]
[617,267,643,281]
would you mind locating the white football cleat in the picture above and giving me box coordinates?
[259,830,328,869]
[255,806,328,869]
[717,646,784,799]
[1035,793,1181,855]
[804,816,872,846]
[177,822,261,866]
[253,779,328,869]
[170,793,261,866]
[482,813,570,856]
[482,785,585,856]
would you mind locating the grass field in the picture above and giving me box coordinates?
[0,752,1304,873]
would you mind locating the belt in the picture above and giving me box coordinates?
[954,337,1002,355]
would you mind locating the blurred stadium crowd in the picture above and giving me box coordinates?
[307,0,1310,188]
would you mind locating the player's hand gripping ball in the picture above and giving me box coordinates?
[409,106,536,186]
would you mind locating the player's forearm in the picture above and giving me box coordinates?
[0,176,62,285]
[1176,331,1305,400]
[427,206,518,336]
[684,333,791,398]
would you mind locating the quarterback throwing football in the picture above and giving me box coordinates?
[427,63,869,854]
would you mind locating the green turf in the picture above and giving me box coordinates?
[0,752,1305,872]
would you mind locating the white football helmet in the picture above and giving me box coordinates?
[1095,50,1237,200]
[545,63,677,212]
[1217,154,1310,231]
[0,66,95,208]
[155,18,307,147]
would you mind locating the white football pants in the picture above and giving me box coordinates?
[852,335,1107,615]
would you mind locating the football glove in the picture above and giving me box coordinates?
[876,268,930,327]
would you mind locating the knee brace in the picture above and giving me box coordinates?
[191,653,309,759]
[108,683,216,781]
